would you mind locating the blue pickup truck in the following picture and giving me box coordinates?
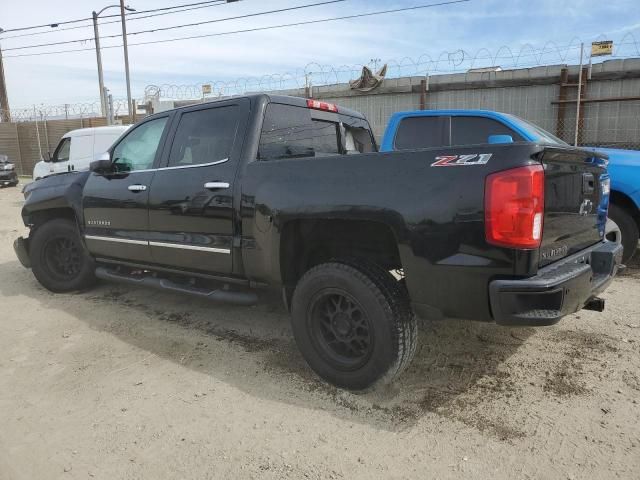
[380,110,639,263]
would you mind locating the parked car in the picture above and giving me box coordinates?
[0,154,18,187]
[582,146,640,263]
[14,95,622,390]
[33,126,130,181]
[380,110,638,262]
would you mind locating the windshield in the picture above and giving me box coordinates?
[505,114,569,146]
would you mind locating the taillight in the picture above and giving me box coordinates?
[485,165,545,249]
[306,99,338,112]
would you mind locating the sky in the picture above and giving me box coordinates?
[1,0,639,110]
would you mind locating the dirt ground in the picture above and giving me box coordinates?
[0,183,639,480]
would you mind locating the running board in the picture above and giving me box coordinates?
[95,267,258,306]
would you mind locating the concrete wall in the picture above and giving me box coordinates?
[3,58,639,176]
[264,58,640,147]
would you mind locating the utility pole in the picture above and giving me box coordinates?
[0,37,11,122]
[574,42,584,147]
[92,11,107,117]
[120,0,133,121]
[93,4,135,119]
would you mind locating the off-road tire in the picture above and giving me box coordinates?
[29,218,96,293]
[609,204,639,263]
[291,259,417,391]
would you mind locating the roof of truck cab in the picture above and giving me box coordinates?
[382,109,537,150]
[61,125,131,138]
[148,94,367,120]
[388,109,516,121]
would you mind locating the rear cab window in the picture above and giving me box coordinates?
[258,103,375,161]
[393,114,526,150]
[451,116,523,145]
[394,116,448,150]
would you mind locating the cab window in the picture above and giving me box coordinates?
[167,106,239,167]
[112,117,168,172]
[53,137,71,162]
[451,117,523,146]
[258,104,340,160]
[258,104,375,160]
[394,116,447,150]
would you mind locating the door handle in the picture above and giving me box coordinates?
[128,184,147,192]
[204,182,230,190]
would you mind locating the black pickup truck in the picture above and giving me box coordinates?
[14,94,623,390]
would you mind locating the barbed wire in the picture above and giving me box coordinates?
[3,33,639,120]
[144,34,640,100]
[1,99,131,122]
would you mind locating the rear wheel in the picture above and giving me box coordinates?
[30,218,96,292]
[608,204,639,263]
[291,260,417,391]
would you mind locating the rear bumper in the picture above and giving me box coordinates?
[14,236,31,269]
[490,241,623,326]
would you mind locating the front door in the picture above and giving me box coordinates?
[147,99,248,274]
[82,115,171,263]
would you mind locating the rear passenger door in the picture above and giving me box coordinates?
[147,99,248,274]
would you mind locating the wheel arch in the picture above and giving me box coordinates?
[279,218,404,307]
[610,189,640,228]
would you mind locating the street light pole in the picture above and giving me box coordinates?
[0,29,11,123]
[120,0,133,121]
[92,4,135,123]
[92,11,106,117]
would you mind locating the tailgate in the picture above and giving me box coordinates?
[539,147,608,267]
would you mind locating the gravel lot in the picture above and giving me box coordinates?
[1,183,639,479]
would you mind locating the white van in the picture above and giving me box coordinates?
[33,126,130,180]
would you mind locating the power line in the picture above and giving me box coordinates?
[0,0,233,35]
[3,0,469,58]
[0,1,232,40]
[3,0,346,52]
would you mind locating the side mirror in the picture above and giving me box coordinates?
[89,152,112,173]
[488,134,514,144]
[44,152,52,162]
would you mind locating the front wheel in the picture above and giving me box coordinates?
[607,204,639,263]
[291,260,417,391]
[29,218,96,292]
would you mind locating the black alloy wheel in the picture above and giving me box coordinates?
[43,236,83,281]
[30,218,96,293]
[309,289,374,370]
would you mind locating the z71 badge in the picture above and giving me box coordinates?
[431,153,492,167]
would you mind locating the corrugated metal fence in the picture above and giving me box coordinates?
[0,115,139,176]
[2,58,639,176]
[312,59,640,148]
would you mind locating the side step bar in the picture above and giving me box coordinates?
[95,266,258,306]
